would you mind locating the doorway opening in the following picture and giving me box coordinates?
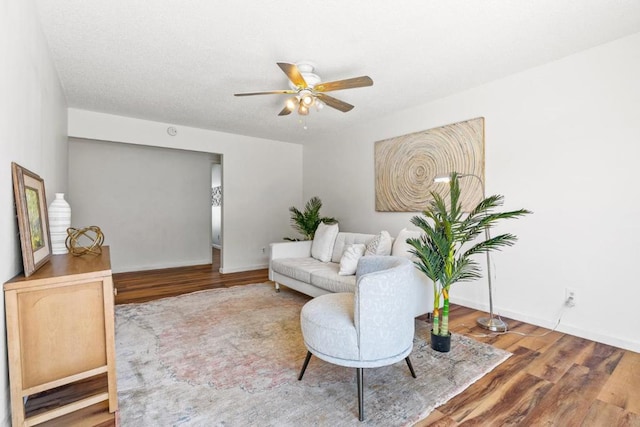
[211,159,222,269]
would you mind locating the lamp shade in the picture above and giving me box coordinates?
[433,175,452,183]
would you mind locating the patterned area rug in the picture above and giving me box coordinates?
[115,283,510,426]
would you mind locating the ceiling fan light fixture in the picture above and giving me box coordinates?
[299,90,315,107]
[298,104,309,116]
[285,97,298,111]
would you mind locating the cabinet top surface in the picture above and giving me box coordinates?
[4,247,111,289]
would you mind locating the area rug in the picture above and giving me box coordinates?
[115,283,510,426]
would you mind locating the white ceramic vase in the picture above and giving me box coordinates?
[48,193,71,255]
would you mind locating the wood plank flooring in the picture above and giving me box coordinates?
[43,249,640,426]
[415,304,640,426]
[113,247,268,304]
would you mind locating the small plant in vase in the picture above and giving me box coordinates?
[407,173,531,352]
[285,196,337,241]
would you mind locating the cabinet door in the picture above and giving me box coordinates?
[18,280,107,388]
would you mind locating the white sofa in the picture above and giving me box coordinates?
[269,231,433,318]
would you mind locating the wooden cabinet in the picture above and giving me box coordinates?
[4,247,117,426]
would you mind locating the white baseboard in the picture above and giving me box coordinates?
[220,263,269,274]
[451,295,640,353]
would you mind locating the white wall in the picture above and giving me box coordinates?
[69,139,214,272]
[68,109,303,273]
[303,32,640,353]
[0,0,68,423]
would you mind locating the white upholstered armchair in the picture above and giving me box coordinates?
[298,256,417,421]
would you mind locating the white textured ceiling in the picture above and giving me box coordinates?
[35,1,640,144]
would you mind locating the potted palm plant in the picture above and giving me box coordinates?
[407,173,531,352]
[285,196,337,241]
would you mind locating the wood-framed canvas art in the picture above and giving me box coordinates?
[11,162,52,277]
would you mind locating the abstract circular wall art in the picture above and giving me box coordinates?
[375,117,485,212]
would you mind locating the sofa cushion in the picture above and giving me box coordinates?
[338,244,366,276]
[365,230,392,256]
[391,228,422,258]
[271,257,329,283]
[331,232,376,263]
[310,264,357,293]
[311,222,339,262]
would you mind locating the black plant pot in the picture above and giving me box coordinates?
[430,330,452,353]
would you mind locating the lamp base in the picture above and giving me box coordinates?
[477,316,508,332]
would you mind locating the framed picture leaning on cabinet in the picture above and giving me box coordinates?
[11,162,52,277]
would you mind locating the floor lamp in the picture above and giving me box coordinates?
[433,173,508,332]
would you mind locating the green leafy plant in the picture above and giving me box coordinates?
[407,173,531,337]
[285,196,337,241]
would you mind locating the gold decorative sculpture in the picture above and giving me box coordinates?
[375,117,485,212]
[65,226,105,256]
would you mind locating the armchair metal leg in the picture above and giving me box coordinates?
[405,356,417,378]
[298,351,312,380]
[357,368,364,421]
[300,354,412,422]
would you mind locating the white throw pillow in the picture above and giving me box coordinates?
[311,222,339,262]
[338,244,366,276]
[391,228,423,258]
[365,230,392,256]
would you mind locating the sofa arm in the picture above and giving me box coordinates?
[269,240,313,260]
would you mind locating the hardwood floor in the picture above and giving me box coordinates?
[41,250,640,426]
[113,248,268,304]
[414,305,640,426]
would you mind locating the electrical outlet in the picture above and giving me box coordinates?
[565,288,576,307]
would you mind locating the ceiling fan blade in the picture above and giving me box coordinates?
[316,93,354,112]
[277,62,308,88]
[278,106,293,116]
[234,90,296,96]
[314,76,373,92]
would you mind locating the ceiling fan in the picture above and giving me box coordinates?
[234,62,373,116]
